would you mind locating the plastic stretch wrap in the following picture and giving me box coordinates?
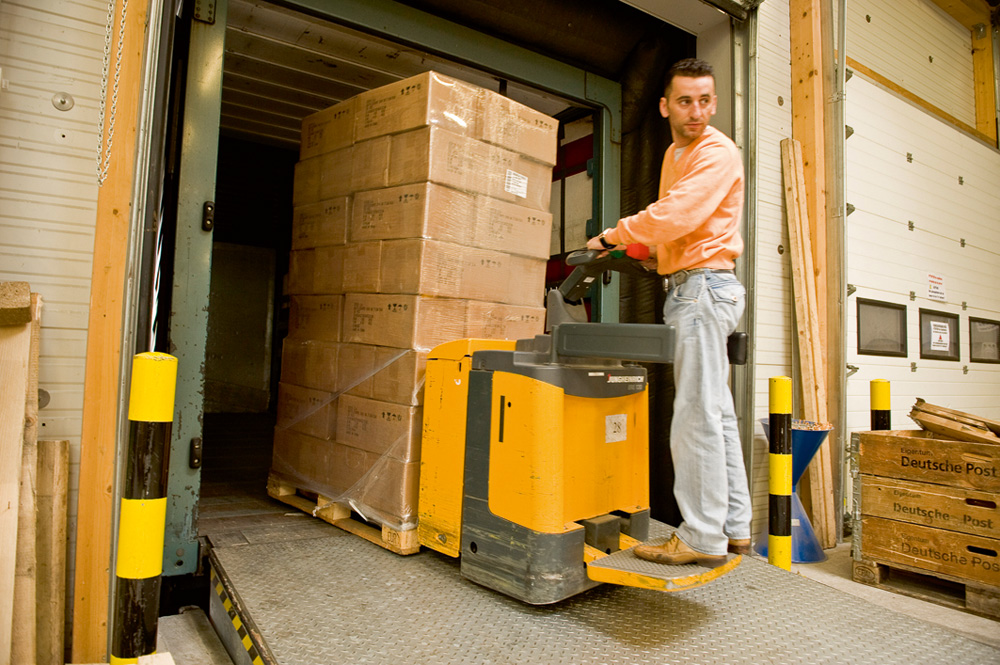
[279,70,556,532]
[351,182,552,259]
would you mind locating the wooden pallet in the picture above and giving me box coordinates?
[853,556,1000,620]
[266,475,420,555]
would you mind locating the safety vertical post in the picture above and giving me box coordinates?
[111,352,178,664]
[768,376,793,571]
[870,379,891,430]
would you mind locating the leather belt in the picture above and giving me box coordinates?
[663,268,734,291]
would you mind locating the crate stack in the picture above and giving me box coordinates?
[853,404,1000,617]
[272,72,558,535]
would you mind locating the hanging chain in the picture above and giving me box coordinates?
[96,0,128,186]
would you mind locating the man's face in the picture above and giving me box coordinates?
[659,75,717,147]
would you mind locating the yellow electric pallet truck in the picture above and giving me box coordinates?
[417,250,744,604]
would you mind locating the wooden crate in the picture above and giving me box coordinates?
[856,429,1000,492]
[853,429,1000,617]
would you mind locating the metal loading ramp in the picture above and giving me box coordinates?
[207,523,999,665]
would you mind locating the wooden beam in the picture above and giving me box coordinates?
[929,0,990,30]
[36,440,69,665]
[972,22,998,143]
[0,286,33,661]
[846,57,995,145]
[0,281,31,326]
[13,295,41,664]
[789,0,837,549]
[73,0,151,661]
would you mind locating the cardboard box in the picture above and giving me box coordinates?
[860,475,999,540]
[473,198,552,258]
[318,146,354,199]
[300,98,355,159]
[860,516,1000,587]
[479,92,558,166]
[292,157,321,206]
[465,302,545,341]
[271,429,419,529]
[351,135,391,192]
[348,347,427,407]
[381,238,528,303]
[287,249,317,295]
[857,430,1000,493]
[276,382,338,440]
[292,197,349,249]
[341,241,382,293]
[280,338,339,393]
[289,295,343,342]
[349,182,475,245]
[336,394,422,462]
[342,294,467,350]
[354,71,481,142]
[507,255,547,306]
[387,127,552,212]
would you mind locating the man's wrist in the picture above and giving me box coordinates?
[597,231,616,250]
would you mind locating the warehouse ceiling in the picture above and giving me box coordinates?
[222,0,593,148]
[219,0,690,149]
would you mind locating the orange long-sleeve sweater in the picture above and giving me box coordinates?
[603,125,744,275]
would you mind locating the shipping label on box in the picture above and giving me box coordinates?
[473,198,552,258]
[860,516,1000,587]
[300,98,355,160]
[277,382,338,440]
[292,197,349,249]
[318,146,354,199]
[860,475,999,540]
[858,430,1000,492]
[350,182,475,245]
[465,302,545,341]
[336,394,422,462]
[341,241,382,293]
[485,144,553,211]
[289,295,343,342]
[479,92,558,166]
[293,157,321,206]
[343,293,466,350]
[354,71,481,142]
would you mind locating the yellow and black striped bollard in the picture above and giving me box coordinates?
[768,376,792,571]
[870,379,891,430]
[111,352,178,665]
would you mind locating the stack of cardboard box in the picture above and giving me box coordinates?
[272,72,558,532]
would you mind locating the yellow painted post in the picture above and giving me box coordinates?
[768,377,793,570]
[870,379,891,431]
[110,352,177,664]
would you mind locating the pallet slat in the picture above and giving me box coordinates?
[266,474,419,555]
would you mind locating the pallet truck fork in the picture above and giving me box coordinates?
[417,250,743,604]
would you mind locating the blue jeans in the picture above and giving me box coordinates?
[664,271,752,555]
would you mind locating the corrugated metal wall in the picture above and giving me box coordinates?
[0,0,103,632]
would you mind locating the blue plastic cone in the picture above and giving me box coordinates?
[755,419,832,563]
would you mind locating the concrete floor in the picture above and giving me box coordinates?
[789,543,1000,649]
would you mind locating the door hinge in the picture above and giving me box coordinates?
[190,437,203,469]
[202,201,215,232]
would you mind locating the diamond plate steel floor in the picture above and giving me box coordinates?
[211,523,1000,665]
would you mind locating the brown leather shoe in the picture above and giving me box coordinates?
[728,538,752,555]
[633,534,728,568]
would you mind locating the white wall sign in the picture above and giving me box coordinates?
[928,273,946,301]
[930,321,950,351]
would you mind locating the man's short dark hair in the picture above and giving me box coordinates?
[664,58,715,97]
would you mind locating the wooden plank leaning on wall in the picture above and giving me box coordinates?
[1,282,34,662]
[73,0,152,661]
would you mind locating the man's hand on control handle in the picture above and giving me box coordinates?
[585,232,621,256]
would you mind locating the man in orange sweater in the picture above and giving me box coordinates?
[587,58,750,567]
